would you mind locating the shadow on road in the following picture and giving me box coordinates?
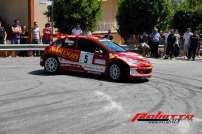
[29,69,149,84]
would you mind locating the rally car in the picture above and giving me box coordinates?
[40,34,153,81]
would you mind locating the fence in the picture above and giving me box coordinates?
[0,44,201,57]
[0,44,49,57]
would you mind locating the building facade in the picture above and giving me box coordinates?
[0,0,118,34]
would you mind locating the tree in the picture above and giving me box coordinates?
[172,10,192,34]
[46,0,102,33]
[117,0,171,40]
[171,0,202,34]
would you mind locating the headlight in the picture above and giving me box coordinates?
[144,60,151,64]
[127,59,139,64]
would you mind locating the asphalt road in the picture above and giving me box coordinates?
[0,57,202,134]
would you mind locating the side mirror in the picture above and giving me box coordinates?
[95,49,103,55]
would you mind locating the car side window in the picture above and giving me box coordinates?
[77,38,97,53]
[62,38,77,49]
[53,39,63,47]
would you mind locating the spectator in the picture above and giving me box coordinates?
[21,26,28,44]
[72,24,83,35]
[32,21,41,56]
[42,23,52,44]
[174,30,180,57]
[163,29,170,46]
[19,25,29,56]
[0,21,7,44]
[32,21,41,44]
[196,34,202,57]
[105,29,114,40]
[149,27,160,58]
[162,29,170,57]
[165,29,176,59]
[11,19,22,44]
[83,27,92,36]
[188,31,199,61]
[183,28,193,58]
[139,32,150,57]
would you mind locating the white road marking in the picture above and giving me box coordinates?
[88,91,131,119]
[176,117,202,134]
[193,117,202,122]
[95,91,123,112]
[177,120,192,134]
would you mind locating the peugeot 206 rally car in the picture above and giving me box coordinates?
[40,34,153,81]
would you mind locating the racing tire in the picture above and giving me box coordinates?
[44,57,59,74]
[109,63,124,81]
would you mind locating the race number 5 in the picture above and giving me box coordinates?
[79,51,94,64]
[84,55,88,63]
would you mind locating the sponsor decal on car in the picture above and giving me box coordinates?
[59,57,106,73]
[83,64,105,73]
[50,46,63,56]
[94,59,106,65]
[62,49,80,62]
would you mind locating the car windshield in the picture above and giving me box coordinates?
[101,40,126,52]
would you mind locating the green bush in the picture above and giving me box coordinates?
[46,0,102,33]
[116,0,171,41]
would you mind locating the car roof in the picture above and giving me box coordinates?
[51,33,105,40]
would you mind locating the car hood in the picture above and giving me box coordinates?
[112,52,145,60]
[111,52,151,67]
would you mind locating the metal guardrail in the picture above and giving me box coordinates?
[0,44,49,51]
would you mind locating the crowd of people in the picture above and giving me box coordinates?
[139,28,202,60]
[0,20,111,44]
[0,19,52,45]
[0,19,201,59]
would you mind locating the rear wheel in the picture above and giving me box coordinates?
[44,57,59,74]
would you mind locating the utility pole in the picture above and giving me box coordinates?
[47,0,54,40]
[51,0,54,36]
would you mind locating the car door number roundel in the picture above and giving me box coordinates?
[79,51,94,64]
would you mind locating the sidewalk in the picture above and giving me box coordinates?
[175,56,202,61]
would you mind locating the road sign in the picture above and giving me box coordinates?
[39,0,52,5]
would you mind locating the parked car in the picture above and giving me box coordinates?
[40,34,153,81]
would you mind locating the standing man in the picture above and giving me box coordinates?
[150,27,160,58]
[11,19,22,44]
[72,24,83,35]
[162,29,170,57]
[165,29,176,59]
[32,21,41,56]
[174,29,180,57]
[183,28,193,58]
[0,21,7,44]
[188,31,199,61]
[32,21,41,44]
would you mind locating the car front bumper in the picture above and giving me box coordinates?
[129,67,152,78]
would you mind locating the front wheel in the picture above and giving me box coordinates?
[44,57,59,74]
[109,63,123,81]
